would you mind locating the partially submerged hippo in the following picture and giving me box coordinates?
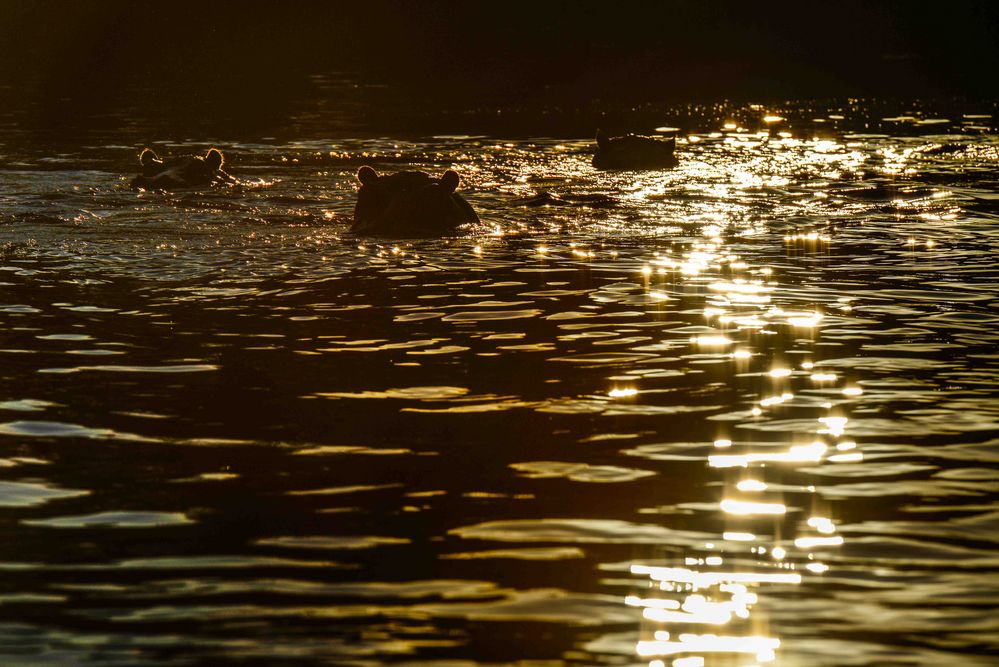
[592,130,678,170]
[130,148,234,189]
[513,191,617,208]
[351,166,479,237]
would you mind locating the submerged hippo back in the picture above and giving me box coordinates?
[351,166,478,237]
[592,131,678,170]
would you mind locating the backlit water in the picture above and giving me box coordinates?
[1,98,998,665]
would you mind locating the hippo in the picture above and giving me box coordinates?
[351,166,479,237]
[513,191,617,208]
[130,148,234,189]
[592,130,678,170]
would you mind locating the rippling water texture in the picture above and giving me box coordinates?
[1,100,998,666]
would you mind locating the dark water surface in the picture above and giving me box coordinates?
[1,98,998,666]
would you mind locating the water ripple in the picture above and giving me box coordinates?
[24,511,193,528]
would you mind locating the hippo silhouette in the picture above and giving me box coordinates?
[592,130,678,170]
[513,191,617,208]
[351,166,479,237]
[130,148,233,189]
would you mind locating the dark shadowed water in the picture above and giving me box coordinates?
[1,96,998,666]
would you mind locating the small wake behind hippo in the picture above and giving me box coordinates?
[130,148,234,190]
[351,166,479,237]
[592,130,678,170]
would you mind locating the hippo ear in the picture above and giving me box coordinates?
[205,148,224,170]
[139,148,159,166]
[596,130,609,150]
[357,166,379,185]
[440,170,459,193]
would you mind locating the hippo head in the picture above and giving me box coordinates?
[352,166,478,237]
[132,148,228,189]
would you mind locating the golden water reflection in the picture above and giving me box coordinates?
[623,220,868,666]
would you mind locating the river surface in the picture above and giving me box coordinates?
[1,98,998,666]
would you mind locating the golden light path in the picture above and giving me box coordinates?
[612,134,877,663]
